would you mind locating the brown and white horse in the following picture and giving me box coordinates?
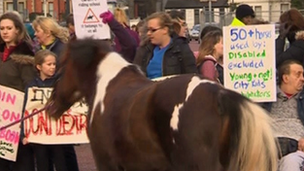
[46,38,278,171]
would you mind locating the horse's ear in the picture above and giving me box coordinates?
[67,38,112,67]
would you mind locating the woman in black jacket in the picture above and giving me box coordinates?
[133,12,197,79]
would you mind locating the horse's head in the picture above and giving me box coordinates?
[46,38,112,119]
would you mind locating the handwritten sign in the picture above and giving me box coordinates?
[24,88,89,144]
[72,0,110,39]
[0,85,24,161]
[223,25,276,102]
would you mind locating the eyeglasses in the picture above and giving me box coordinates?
[181,22,187,27]
[147,27,163,33]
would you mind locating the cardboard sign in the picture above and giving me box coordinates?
[24,88,89,144]
[223,24,277,102]
[0,85,24,161]
[72,0,111,39]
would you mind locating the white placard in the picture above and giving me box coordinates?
[24,88,89,144]
[223,25,276,102]
[72,0,111,39]
[0,85,24,161]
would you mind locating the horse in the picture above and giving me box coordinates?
[46,38,278,171]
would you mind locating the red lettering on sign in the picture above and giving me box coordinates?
[0,129,19,144]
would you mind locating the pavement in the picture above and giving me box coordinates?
[74,40,200,171]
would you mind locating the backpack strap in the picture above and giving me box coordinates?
[197,58,216,74]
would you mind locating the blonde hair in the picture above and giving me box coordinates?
[197,30,222,66]
[146,12,174,35]
[114,8,129,27]
[32,16,69,43]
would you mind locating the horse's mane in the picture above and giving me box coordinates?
[60,39,113,69]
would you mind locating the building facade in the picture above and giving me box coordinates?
[163,0,291,29]
[2,0,71,21]
[230,0,290,23]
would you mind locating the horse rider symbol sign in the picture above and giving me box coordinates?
[83,8,100,23]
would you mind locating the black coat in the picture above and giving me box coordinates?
[0,41,35,92]
[133,34,197,77]
[276,31,304,68]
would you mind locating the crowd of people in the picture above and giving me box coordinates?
[0,3,304,171]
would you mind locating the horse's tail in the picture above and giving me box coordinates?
[220,91,278,171]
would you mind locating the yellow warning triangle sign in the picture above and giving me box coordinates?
[83,8,100,23]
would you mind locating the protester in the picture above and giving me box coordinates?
[230,4,255,26]
[32,16,79,171]
[66,14,75,40]
[113,8,140,51]
[32,16,69,69]
[100,10,138,62]
[196,30,223,83]
[133,12,197,79]
[276,9,304,68]
[262,60,304,157]
[22,50,67,171]
[0,11,36,171]
[169,10,188,38]
[194,26,224,84]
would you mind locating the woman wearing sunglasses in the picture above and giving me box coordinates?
[133,12,197,79]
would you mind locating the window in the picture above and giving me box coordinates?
[6,2,13,11]
[205,8,214,22]
[255,6,262,19]
[18,2,25,20]
[194,9,200,24]
[48,2,54,17]
[281,4,289,13]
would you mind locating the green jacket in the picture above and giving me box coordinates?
[230,18,245,26]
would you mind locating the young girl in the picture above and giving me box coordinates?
[196,30,223,83]
[23,49,68,171]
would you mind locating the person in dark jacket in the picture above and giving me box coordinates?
[276,9,304,68]
[32,16,69,68]
[65,14,76,40]
[32,16,79,171]
[22,50,69,171]
[133,12,197,79]
[100,11,138,62]
[0,11,36,171]
[113,8,140,60]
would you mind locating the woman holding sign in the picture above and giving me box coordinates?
[32,16,79,171]
[22,50,69,171]
[0,11,36,171]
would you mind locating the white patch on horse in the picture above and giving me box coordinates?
[90,52,131,124]
[170,77,215,131]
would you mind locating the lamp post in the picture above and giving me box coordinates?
[43,0,47,17]
[66,0,71,16]
[13,0,18,11]
[208,0,211,23]
[200,0,216,23]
